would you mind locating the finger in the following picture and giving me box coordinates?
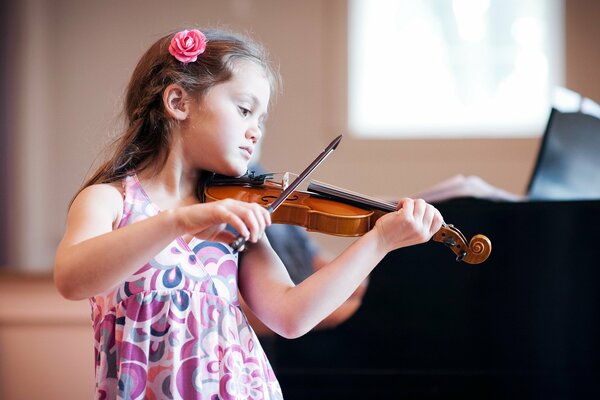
[422,204,435,232]
[223,211,250,241]
[431,209,444,234]
[235,202,271,242]
[242,203,267,242]
[253,202,272,230]
[395,197,408,211]
[412,198,427,220]
[397,198,414,217]
[223,200,259,239]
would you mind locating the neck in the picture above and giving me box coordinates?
[136,142,202,207]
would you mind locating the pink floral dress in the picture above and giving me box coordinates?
[91,174,283,399]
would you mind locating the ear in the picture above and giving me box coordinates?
[163,84,190,121]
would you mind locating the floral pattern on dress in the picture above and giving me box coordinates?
[91,174,282,399]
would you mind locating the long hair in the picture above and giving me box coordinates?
[73,28,279,203]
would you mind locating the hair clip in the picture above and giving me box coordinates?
[169,29,207,64]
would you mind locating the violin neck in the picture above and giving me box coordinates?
[307,181,398,212]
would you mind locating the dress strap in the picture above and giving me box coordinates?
[118,174,138,229]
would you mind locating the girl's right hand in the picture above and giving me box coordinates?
[176,199,272,244]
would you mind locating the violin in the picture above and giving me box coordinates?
[200,171,492,264]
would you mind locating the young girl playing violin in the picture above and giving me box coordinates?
[54,28,444,400]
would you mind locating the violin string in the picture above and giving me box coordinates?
[307,180,398,212]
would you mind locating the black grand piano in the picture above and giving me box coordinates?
[269,198,600,399]
[268,109,600,399]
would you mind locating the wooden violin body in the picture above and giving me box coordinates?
[201,172,492,264]
[204,182,381,236]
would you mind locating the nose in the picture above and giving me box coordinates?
[246,122,262,144]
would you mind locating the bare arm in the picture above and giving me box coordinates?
[54,183,271,300]
[54,184,181,299]
[241,253,369,335]
[238,198,443,339]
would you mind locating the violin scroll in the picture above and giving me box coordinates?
[433,224,492,265]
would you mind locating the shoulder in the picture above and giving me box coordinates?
[74,182,123,206]
[70,182,124,228]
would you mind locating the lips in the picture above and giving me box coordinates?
[240,146,254,158]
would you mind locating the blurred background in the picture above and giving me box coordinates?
[1,0,598,272]
[0,0,599,398]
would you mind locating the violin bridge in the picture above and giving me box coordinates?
[281,172,299,191]
[282,172,290,191]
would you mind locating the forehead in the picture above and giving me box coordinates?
[229,61,271,96]
[231,59,269,81]
[199,60,272,109]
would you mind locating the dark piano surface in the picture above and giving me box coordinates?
[268,198,600,399]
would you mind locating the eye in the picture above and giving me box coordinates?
[238,106,251,117]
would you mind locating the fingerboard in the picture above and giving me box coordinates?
[307,180,398,212]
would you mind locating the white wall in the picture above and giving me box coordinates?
[5,0,600,270]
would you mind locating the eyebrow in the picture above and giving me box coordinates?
[243,93,269,119]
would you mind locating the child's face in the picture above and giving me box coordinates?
[183,60,271,177]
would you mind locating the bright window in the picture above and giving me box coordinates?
[348,0,564,138]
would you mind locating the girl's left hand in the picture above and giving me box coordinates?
[374,198,444,253]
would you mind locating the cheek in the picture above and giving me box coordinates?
[219,116,244,141]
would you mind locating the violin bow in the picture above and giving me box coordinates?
[229,135,343,251]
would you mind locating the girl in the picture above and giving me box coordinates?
[54,28,444,399]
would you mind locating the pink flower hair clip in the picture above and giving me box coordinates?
[169,29,207,64]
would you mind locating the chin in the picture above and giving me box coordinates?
[217,162,249,178]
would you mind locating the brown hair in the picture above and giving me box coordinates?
[75,28,279,201]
